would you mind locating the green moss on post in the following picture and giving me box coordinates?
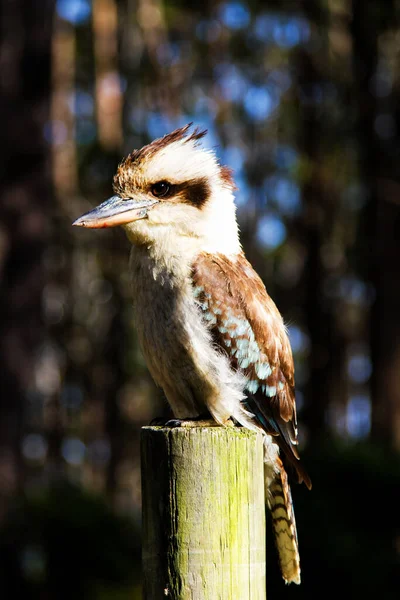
[141,426,266,600]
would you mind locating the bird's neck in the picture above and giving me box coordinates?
[129,231,199,286]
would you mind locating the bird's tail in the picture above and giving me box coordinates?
[265,460,301,585]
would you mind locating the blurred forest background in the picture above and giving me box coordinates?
[1,0,400,598]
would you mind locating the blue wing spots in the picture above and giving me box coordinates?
[223,314,251,337]
[255,362,272,379]
[246,380,259,394]
[192,294,277,396]
[248,350,261,363]
[247,341,262,364]
[235,346,248,359]
[235,321,251,336]
[236,338,249,351]
[238,357,251,369]
[204,311,217,324]
[235,332,263,369]
[222,316,237,330]
[192,287,210,312]
[197,302,209,311]
[264,385,277,396]
[193,286,204,298]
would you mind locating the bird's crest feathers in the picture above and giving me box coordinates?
[126,123,207,165]
[113,124,235,198]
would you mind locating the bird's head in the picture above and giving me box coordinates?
[73,124,240,254]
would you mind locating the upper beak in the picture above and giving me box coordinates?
[72,195,158,229]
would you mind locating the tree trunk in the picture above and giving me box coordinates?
[0,0,55,515]
[141,426,266,600]
[351,0,400,449]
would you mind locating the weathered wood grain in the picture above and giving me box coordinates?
[141,426,266,600]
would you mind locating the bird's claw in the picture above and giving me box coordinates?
[164,419,184,428]
[149,416,173,426]
[149,417,187,427]
[149,413,214,428]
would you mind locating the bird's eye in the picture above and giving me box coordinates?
[151,181,170,198]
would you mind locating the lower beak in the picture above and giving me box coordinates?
[72,195,158,228]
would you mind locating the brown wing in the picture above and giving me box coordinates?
[192,251,311,489]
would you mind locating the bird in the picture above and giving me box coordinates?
[73,124,311,585]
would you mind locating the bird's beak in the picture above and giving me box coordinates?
[72,195,158,229]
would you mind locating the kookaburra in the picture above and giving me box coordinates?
[73,124,311,584]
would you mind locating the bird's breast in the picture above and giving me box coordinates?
[128,247,219,418]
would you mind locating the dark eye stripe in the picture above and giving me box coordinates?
[173,177,210,208]
[148,177,211,208]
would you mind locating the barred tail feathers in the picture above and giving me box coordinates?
[264,450,301,585]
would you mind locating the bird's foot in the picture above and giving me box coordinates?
[177,418,219,428]
[150,413,234,428]
[149,416,174,426]
[150,414,212,428]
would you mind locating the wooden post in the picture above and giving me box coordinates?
[141,426,266,600]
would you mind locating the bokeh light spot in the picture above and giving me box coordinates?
[348,354,372,384]
[256,214,287,249]
[62,438,86,466]
[244,86,278,121]
[57,0,91,24]
[22,434,48,463]
[288,325,310,354]
[346,395,371,439]
[219,1,250,31]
